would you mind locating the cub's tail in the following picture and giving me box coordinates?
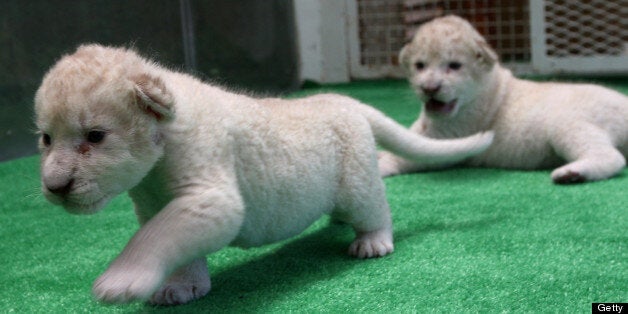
[359,104,493,164]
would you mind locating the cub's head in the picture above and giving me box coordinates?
[35,44,174,214]
[399,15,498,118]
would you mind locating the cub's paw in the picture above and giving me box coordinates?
[378,152,400,177]
[551,167,586,184]
[149,260,211,306]
[348,229,394,258]
[93,265,164,304]
[150,280,211,306]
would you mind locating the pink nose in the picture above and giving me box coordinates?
[421,84,441,96]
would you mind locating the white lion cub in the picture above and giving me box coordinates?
[380,15,628,183]
[35,44,493,305]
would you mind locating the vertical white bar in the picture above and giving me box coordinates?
[179,0,197,71]
[294,0,350,83]
[529,0,550,73]
[345,0,362,77]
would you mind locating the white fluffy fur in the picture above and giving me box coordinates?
[35,44,493,305]
[380,15,628,183]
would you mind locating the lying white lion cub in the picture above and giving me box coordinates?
[35,44,493,305]
[379,15,628,183]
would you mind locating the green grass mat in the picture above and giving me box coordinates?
[1,79,626,312]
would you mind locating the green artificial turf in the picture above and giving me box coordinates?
[1,79,626,313]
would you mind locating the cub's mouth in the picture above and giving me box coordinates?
[425,98,457,115]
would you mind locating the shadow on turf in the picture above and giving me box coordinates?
[394,215,506,244]
[139,221,358,312]
[134,212,505,312]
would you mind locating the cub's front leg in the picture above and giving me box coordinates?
[93,191,244,304]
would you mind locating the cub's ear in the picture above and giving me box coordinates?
[398,45,408,66]
[131,73,175,122]
[398,44,413,74]
[475,39,498,68]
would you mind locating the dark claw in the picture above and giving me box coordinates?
[554,171,586,184]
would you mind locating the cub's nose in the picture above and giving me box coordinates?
[46,179,75,196]
[421,84,441,96]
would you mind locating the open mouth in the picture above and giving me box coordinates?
[425,98,457,115]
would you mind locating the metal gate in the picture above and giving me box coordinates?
[346,0,627,78]
[529,0,628,74]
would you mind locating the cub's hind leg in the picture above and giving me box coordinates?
[550,124,626,183]
[334,150,394,258]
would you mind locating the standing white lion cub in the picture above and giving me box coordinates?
[35,44,493,305]
[379,15,628,183]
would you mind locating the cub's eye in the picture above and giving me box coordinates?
[414,61,425,71]
[448,61,462,70]
[86,130,106,144]
[42,133,52,147]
